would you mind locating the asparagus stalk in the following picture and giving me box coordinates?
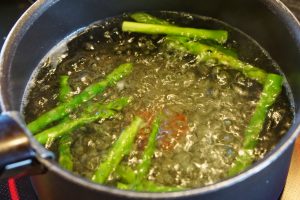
[122,21,228,44]
[58,75,74,169]
[136,117,160,182]
[92,117,144,184]
[116,166,185,192]
[116,165,185,192]
[130,12,172,25]
[115,118,185,192]
[116,164,137,184]
[57,97,132,169]
[58,76,81,170]
[85,97,132,115]
[28,63,133,134]
[115,117,160,185]
[166,36,267,84]
[228,73,283,176]
[117,181,184,192]
[243,74,283,149]
[130,12,237,58]
[200,40,238,58]
[59,75,72,103]
[35,110,115,145]
[34,97,131,145]
[58,134,73,170]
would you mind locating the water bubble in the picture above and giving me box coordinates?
[84,42,95,51]
[127,37,135,43]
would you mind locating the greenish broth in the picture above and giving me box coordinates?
[22,12,294,189]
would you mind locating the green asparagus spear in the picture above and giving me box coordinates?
[117,182,132,190]
[34,97,131,145]
[166,36,267,84]
[116,167,185,192]
[122,21,228,44]
[200,40,238,58]
[228,73,283,176]
[58,134,73,170]
[59,75,72,103]
[28,63,133,134]
[117,181,184,192]
[116,165,137,184]
[130,12,237,57]
[130,12,171,25]
[115,117,160,185]
[35,110,115,145]
[85,97,132,115]
[92,117,144,184]
[140,181,185,192]
[243,74,283,149]
[115,118,185,192]
[227,151,253,177]
[136,117,160,182]
[58,75,74,169]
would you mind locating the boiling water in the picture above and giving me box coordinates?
[23,12,294,188]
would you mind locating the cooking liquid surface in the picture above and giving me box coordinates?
[23,12,293,188]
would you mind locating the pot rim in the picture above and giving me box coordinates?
[1,0,300,198]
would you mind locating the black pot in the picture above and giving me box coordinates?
[1,0,300,199]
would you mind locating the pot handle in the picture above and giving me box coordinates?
[0,111,53,179]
